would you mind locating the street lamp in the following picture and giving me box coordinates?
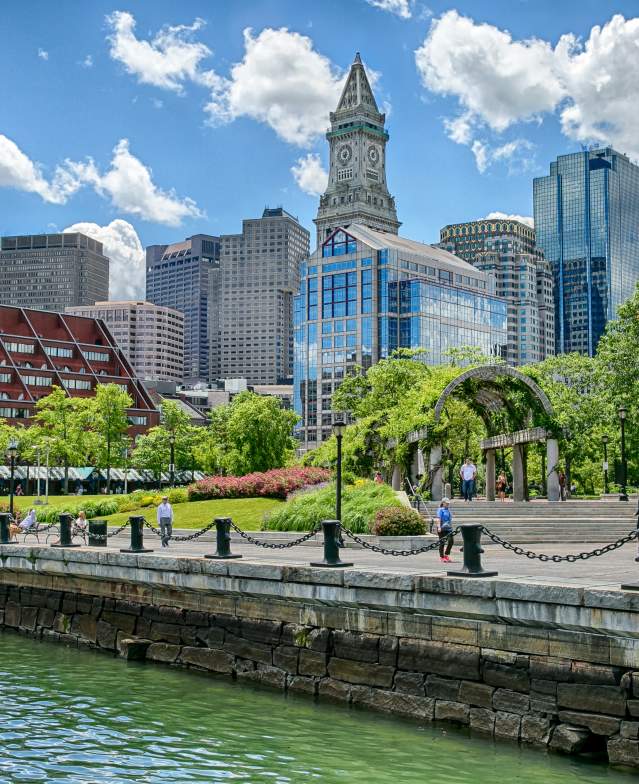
[333,418,346,522]
[618,407,628,501]
[122,446,129,496]
[169,434,176,488]
[602,435,609,496]
[6,438,18,517]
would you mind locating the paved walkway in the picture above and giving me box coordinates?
[83,529,639,590]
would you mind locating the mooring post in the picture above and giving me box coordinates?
[0,512,17,545]
[204,517,242,559]
[447,523,497,578]
[310,520,353,568]
[51,513,81,548]
[120,515,153,554]
[88,519,107,548]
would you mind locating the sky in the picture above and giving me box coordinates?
[1,0,639,298]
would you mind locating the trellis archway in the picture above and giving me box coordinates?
[427,365,560,503]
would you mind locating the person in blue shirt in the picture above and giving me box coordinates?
[436,497,454,563]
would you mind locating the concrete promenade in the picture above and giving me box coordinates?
[80,530,639,590]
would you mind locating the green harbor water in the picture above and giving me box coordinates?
[0,632,632,783]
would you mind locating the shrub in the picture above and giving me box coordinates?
[167,488,188,505]
[0,503,22,524]
[263,480,401,533]
[370,506,426,537]
[188,467,331,502]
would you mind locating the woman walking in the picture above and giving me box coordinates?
[496,471,507,502]
[436,497,454,563]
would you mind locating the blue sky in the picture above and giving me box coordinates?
[1,0,638,296]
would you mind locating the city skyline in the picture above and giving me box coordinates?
[2,2,639,299]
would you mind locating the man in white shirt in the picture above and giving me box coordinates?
[156,496,173,547]
[460,459,477,502]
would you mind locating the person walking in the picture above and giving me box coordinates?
[459,458,477,502]
[496,471,507,502]
[157,495,173,547]
[558,470,566,501]
[436,497,454,563]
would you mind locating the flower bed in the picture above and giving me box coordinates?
[188,467,331,501]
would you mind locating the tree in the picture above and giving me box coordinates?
[131,428,170,487]
[33,386,94,493]
[207,392,299,475]
[90,384,133,493]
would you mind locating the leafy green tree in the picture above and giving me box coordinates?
[90,384,133,492]
[131,428,169,487]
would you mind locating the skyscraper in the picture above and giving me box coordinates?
[314,53,400,245]
[145,234,220,384]
[294,55,508,449]
[439,218,554,365]
[0,232,109,312]
[534,148,639,355]
[216,208,310,385]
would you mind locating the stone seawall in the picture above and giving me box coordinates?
[1,545,639,768]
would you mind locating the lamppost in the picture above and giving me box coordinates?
[333,418,346,522]
[35,446,41,504]
[618,406,628,501]
[6,438,18,517]
[169,434,176,488]
[602,435,609,496]
[123,446,129,496]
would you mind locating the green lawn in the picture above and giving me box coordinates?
[101,497,284,531]
[0,495,106,512]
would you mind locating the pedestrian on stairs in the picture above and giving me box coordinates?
[436,498,454,563]
[460,458,477,502]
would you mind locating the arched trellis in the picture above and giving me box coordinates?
[424,365,561,503]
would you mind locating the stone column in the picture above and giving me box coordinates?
[485,449,496,501]
[512,444,525,502]
[391,464,401,491]
[430,444,443,502]
[546,438,560,502]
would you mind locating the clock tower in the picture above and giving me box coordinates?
[314,52,400,245]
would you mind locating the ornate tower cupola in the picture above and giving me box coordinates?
[314,52,400,246]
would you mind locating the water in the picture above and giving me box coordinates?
[0,633,631,783]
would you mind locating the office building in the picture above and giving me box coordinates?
[294,224,508,448]
[534,147,639,355]
[439,219,554,365]
[0,232,109,311]
[66,301,184,383]
[0,305,158,436]
[145,234,220,384]
[314,52,400,245]
[217,208,310,385]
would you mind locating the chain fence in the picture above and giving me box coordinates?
[341,525,461,557]
[86,521,131,542]
[229,521,322,549]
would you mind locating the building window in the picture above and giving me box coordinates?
[337,168,352,182]
[44,345,73,358]
[5,342,35,354]
[83,349,110,362]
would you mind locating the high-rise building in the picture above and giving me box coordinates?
[534,147,639,355]
[295,226,508,449]
[439,219,554,365]
[66,301,184,383]
[314,53,400,246]
[216,208,310,385]
[0,305,158,436]
[145,234,220,384]
[0,232,109,312]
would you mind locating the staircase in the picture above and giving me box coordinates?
[420,498,639,544]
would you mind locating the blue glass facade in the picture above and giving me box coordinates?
[534,148,639,355]
[294,227,508,447]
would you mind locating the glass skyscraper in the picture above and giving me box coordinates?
[534,148,639,355]
[294,224,508,448]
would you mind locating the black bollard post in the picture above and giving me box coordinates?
[51,513,81,548]
[446,524,497,578]
[310,520,353,568]
[620,507,639,590]
[120,515,153,553]
[205,517,242,559]
[88,519,107,548]
[0,512,17,545]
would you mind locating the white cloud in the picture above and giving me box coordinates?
[470,138,534,174]
[81,54,93,68]
[365,0,412,20]
[38,48,49,61]
[484,211,534,228]
[64,219,145,299]
[67,139,203,226]
[416,11,639,165]
[106,10,220,93]
[207,27,344,146]
[0,135,80,204]
[291,153,328,196]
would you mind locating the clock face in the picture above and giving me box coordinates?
[368,145,380,165]
[337,144,353,166]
